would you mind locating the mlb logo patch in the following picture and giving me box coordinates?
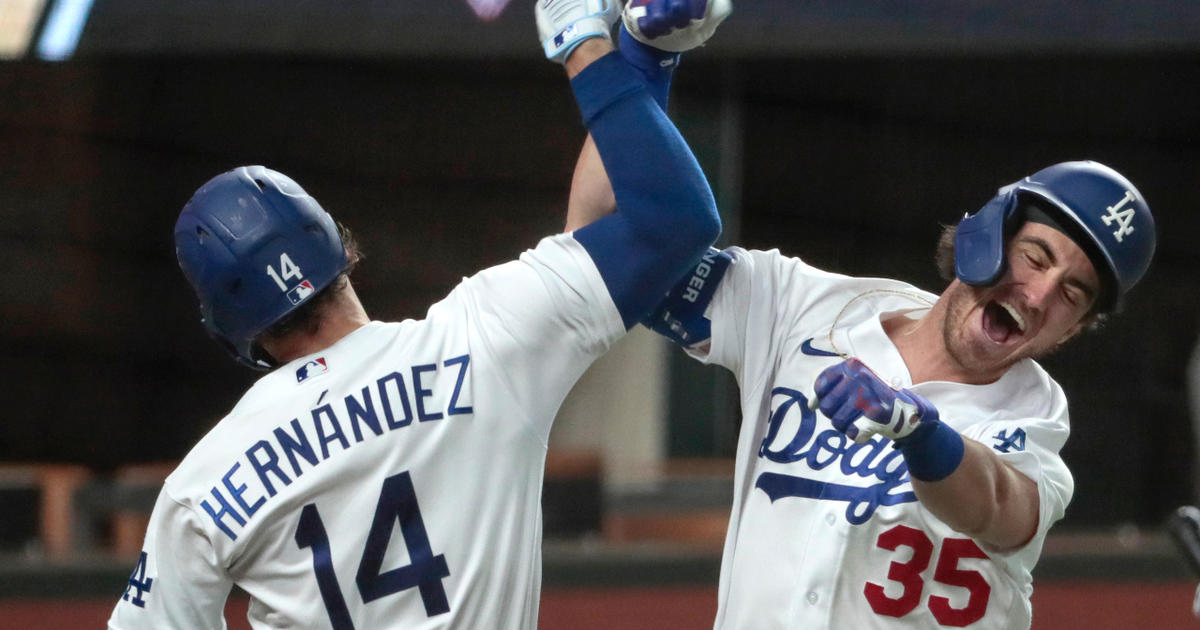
[287,280,316,305]
[554,24,578,48]
[296,357,328,383]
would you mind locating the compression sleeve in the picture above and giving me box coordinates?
[618,24,680,110]
[569,51,720,329]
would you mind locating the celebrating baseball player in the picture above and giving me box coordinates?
[568,2,1157,628]
[107,3,719,629]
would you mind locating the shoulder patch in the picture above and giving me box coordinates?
[992,428,1027,453]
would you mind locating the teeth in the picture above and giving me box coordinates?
[1000,302,1025,333]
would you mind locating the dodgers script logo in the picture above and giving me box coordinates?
[755,386,916,524]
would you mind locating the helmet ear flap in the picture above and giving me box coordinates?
[951,161,1156,311]
[954,185,1020,286]
[202,318,276,371]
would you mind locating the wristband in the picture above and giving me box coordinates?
[895,420,965,482]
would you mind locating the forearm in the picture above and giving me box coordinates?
[566,48,720,327]
[910,437,1040,551]
[565,134,615,232]
[564,27,680,235]
[813,363,1041,551]
[569,51,718,247]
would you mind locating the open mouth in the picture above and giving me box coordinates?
[982,301,1025,344]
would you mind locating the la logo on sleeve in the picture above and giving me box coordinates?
[992,428,1027,453]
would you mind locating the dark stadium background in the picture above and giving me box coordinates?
[0,1,1197,628]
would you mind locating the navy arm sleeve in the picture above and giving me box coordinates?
[642,246,734,346]
[569,51,721,329]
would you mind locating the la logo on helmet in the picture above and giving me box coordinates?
[1101,190,1138,243]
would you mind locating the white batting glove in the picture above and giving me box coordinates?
[622,0,732,53]
[536,0,621,64]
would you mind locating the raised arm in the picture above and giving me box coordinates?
[539,0,722,328]
[565,135,614,232]
[564,0,729,235]
[564,12,694,232]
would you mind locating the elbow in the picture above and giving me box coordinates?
[953,502,997,541]
[639,193,720,265]
[968,504,1037,552]
[676,192,722,255]
[950,481,1038,552]
[698,200,722,247]
[926,482,996,541]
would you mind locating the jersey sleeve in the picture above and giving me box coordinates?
[685,247,753,375]
[108,488,233,630]
[678,248,853,381]
[456,233,626,442]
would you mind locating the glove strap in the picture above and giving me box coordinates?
[896,420,965,482]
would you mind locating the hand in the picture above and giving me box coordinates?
[812,358,941,444]
[622,0,732,53]
[537,0,622,64]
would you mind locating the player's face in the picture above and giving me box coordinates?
[941,221,1100,382]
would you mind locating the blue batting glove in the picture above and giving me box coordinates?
[627,0,702,39]
[813,358,965,482]
[622,0,732,52]
[813,358,940,444]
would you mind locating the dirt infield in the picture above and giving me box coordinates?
[0,582,1193,629]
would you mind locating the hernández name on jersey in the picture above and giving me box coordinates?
[754,384,916,525]
[199,353,473,541]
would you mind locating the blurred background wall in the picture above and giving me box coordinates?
[0,0,1198,627]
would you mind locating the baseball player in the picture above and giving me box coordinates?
[571,4,1157,628]
[107,3,720,629]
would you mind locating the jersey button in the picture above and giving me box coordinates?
[806,591,819,605]
[825,513,836,526]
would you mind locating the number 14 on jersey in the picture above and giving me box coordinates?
[295,471,451,630]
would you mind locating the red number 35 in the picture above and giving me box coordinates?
[864,525,991,627]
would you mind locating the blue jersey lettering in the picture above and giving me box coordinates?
[756,386,916,524]
[200,353,477,540]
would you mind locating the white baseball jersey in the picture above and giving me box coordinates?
[108,233,624,630]
[691,248,1074,630]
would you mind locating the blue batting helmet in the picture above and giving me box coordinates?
[954,160,1156,312]
[174,166,348,370]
